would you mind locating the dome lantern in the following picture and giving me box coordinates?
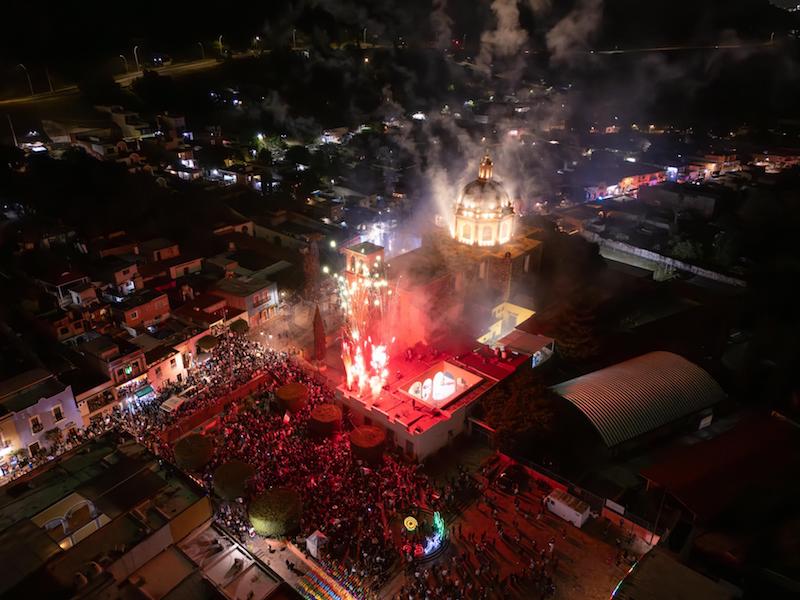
[478,153,493,181]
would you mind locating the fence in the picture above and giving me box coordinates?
[160,371,272,443]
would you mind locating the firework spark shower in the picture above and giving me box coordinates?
[336,260,396,398]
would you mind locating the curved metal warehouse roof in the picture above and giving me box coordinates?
[551,351,724,447]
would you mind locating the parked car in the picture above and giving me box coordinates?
[496,463,529,493]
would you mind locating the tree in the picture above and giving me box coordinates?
[670,237,703,261]
[131,70,177,111]
[249,488,302,537]
[285,144,312,167]
[555,299,600,362]
[214,460,256,501]
[481,370,557,453]
[173,434,214,472]
[313,304,326,362]
[230,319,249,335]
[77,70,122,105]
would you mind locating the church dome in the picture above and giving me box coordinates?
[452,154,515,247]
[455,155,513,218]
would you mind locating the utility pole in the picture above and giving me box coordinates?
[45,67,54,93]
[133,45,141,71]
[7,115,18,148]
[119,54,129,73]
[197,41,205,59]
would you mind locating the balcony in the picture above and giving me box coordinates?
[88,391,116,414]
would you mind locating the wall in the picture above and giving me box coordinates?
[168,258,203,280]
[0,415,21,455]
[108,522,173,582]
[585,233,746,287]
[168,496,212,542]
[147,353,186,392]
[13,385,81,453]
[124,294,170,329]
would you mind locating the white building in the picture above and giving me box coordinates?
[0,369,81,464]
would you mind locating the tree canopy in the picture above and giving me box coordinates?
[481,369,558,454]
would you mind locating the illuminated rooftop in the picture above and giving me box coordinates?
[400,361,483,409]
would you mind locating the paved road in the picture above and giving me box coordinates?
[0,57,223,107]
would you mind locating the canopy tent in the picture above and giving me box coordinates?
[160,395,187,413]
[197,335,219,352]
[229,319,249,334]
[306,530,328,559]
[134,385,155,399]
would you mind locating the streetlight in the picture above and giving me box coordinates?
[218,35,224,56]
[197,41,205,59]
[119,54,128,73]
[133,45,141,71]
[17,64,33,96]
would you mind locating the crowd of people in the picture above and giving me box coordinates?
[395,487,561,600]
[201,368,431,596]
[0,328,573,600]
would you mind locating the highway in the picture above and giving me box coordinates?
[0,57,222,107]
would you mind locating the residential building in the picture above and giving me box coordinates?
[144,345,185,391]
[139,238,181,263]
[139,255,204,284]
[213,278,279,325]
[172,293,235,329]
[60,367,116,427]
[211,217,255,237]
[89,255,141,297]
[33,270,90,309]
[0,368,81,460]
[34,307,93,345]
[67,281,99,307]
[90,232,139,258]
[97,105,154,140]
[129,318,210,392]
[16,221,77,253]
[77,336,148,404]
[110,289,170,332]
[72,130,131,160]
[207,163,265,191]
[0,433,217,599]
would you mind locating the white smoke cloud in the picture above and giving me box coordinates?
[546,0,604,66]
[477,0,529,75]
[430,0,454,50]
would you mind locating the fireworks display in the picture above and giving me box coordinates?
[336,257,395,398]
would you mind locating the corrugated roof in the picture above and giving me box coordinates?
[551,352,724,447]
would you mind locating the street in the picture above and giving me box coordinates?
[0,57,223,107]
